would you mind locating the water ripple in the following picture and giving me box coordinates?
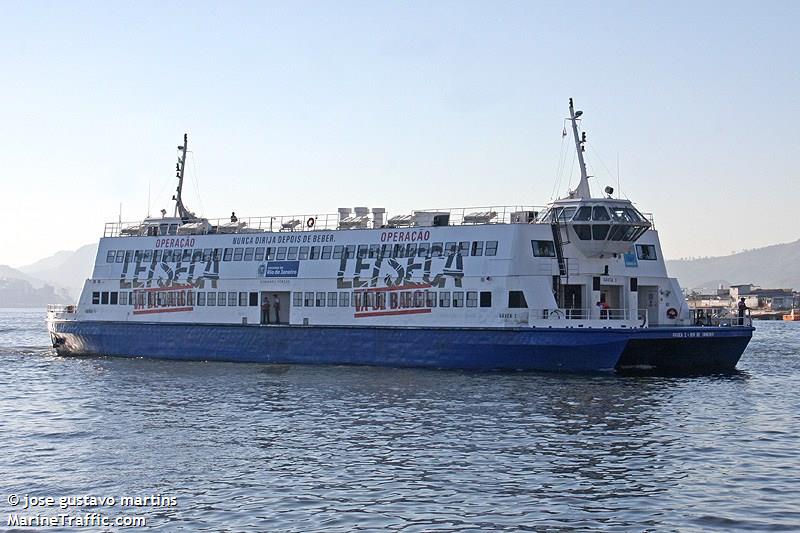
[0,309,798,531]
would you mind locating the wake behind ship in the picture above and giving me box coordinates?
[47,100,753,373]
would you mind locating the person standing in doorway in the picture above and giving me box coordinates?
[273,294,281,324]
[261,295,271,325]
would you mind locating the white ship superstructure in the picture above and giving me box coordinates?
[47,100,753,373]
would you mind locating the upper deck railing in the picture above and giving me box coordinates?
[103,205,655,238]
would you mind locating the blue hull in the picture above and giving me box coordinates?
[48,321,754,374]
[49,321,627,372]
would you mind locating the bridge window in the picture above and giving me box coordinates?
[276,247,287,260]
[101,292,109,304]
[293,292,303,306]
[322,246,332,259]
[309,246,320,260]
[204,248,214,262]
[592,224,610,240]
[255,247,265,261]
[573,225,592,240]
[264,247,273,260]
[223,248,233,261]
[459,242,470,256]
[207,292,216,306]
[234,248,244,261]
[339,292,349,307]
[406,243,418,257]
[304,292,314,306]
[357,245,368,259]
[485,241,499,256]
[106,250,115,263]
[115,251,124,263]
[119,292,128,306]
[531,240,556,257]
[344,245,356,259]
[471,241,484,256]
[328,292,337,307]
[181,249,192,262]
[592,206,611,221]
[197,292,206,306]
[573,206,592,221]
[110,292,118,305]
[244,247,255,261]
[445,242,457,255]
[332,245,343,259]
[153,250,162,262]
[431,242,443,257]
[217,292,227,306]
[393,244,405,258]
[299,246,309,260]
[418,243,430,257]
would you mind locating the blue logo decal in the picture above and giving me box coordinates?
[263,261,300,277]
[623,252,638,267]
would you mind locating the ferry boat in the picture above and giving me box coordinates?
[47,99,753,373]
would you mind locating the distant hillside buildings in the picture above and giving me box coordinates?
[686,283,799,318]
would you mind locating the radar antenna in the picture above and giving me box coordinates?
[568,98,592,198]
[173,133,196,221]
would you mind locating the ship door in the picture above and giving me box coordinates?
[561,284,583,319]
[260,291,291,325]
[638,286,659,326]
[600,285,623,319]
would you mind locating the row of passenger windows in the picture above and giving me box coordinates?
[91,290,494,309]
[294,290,492,309]
[105,241,499,264]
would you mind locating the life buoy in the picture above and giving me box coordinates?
[306,217,315,228]
[666,307,678,319]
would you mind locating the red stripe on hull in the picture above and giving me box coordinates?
[133,307,194,315]
[354,308,432,318]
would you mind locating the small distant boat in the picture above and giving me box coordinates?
[783,309,800,321]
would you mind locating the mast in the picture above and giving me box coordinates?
[173,133,195,221]
[568,98,592,198]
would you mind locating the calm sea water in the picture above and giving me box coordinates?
[1,309,798,532]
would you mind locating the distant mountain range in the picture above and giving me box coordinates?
[0,244,97,308]
[1,237,797,307]
[0,265,72,307]
[666,239,800,291]
[19,244,98,298]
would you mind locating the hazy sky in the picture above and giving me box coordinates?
[1,1,797,267]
